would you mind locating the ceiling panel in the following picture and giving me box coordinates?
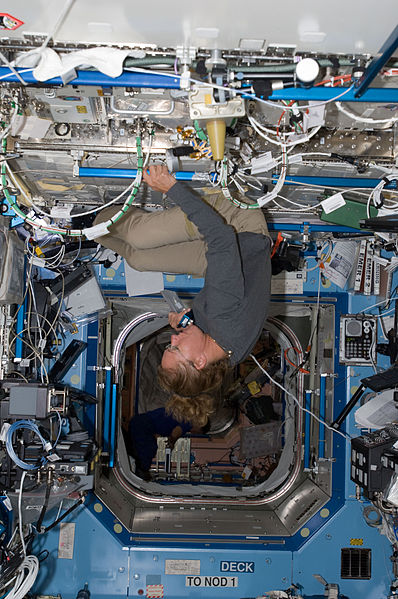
[2,0,397,55]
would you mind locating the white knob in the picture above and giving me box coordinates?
[296,58,320,84]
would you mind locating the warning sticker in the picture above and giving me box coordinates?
[186,576,238,588]
[0,14,24,31]
[146,585,164,598]
[58,522,75,559]
[165,559,200,575]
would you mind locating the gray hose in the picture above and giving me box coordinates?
[124,57,353,72]
[124,56,398,74]
[124,57,176,67]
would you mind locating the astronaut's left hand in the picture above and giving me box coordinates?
[168,309,191,330]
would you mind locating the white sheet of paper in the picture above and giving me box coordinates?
[355,389,398,429]
[323,240,357,289]
[124,261,164,296]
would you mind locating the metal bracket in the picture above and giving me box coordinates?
[71,150,84,177]
[176,45,197,66]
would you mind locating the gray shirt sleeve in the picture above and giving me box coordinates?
[167,182,245,310]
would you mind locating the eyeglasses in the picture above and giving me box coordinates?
[165,343,194,366]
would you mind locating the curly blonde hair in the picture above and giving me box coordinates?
[158,357,230,397]
[165,393,214,428]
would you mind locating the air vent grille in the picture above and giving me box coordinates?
[341,548,371,579]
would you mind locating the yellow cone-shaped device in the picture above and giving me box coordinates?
[206,119,226,161]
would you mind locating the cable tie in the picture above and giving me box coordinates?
[47,453,60,462]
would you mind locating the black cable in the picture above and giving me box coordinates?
[41,495,85,533]
[36,479,52,533]
[36,549,49,563]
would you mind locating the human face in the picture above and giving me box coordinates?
[160,325,206,371]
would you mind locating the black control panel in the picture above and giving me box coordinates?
[340,315,377,365]
[351,426,398,498]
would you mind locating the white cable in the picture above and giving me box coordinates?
[372,307,396,319]
[0,101,19,141]
[221,146,287,209]
[275,194,323,211]
[336,101,398,125]
[256,175,375,200]
[271,200,318,213]
[14,0,76,70]
[28,281,45,348]
[250,354,351,441]
[0,68,33,82]
[370,162,397,174]
[5,161,134,219]
[35,130,153,219]
[248,113,322,148]
[235,173,262,191]
[0,53,26,86]
[125,66,354,112]
[5,555,39,599]
[18,471,27,557]
[40,0,76,52]
[4,131,152,231]
[305,240,333,271]
[257,145,287,205]
[369,336,378,374]
[358,296,397,313]
[283,152,332,162]
[243,83,354,111]
[367,175,398,218]
[4,56,352,114]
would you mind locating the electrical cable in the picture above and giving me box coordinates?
[1,133,145,236]
[5,161,136,221]
[336,101,398,125]
[7,331,49,382]
[6,420,51,471]
[40,494,85,533]
[3,555,39,599]
[221,146,288,209]
[284,347,310,374]
[367,174,398,217]
[274,194,323,212]
[359,295,398,314]
[247,113,322,148]
[256,174,376,199]
[53,411,63,448]
[36,478,52,534]
[369,336,378,374]
[123,64,355,111]
[6,258,34,362]
[250,354,351,441]
[18,472,26,557]
[0,54,26,86]
[28,281,45,363]
[14,0,76,70]
[38,0,76,54]
[0,58,354,114]
[0,100,19,141]
[7,372,29,383]
[48,270,65,345]
[0,68,33,82]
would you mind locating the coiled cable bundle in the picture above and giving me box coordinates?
[4,555,39,599]
[5,420,51,470]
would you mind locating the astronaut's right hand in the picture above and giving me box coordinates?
[143,164,176,193]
